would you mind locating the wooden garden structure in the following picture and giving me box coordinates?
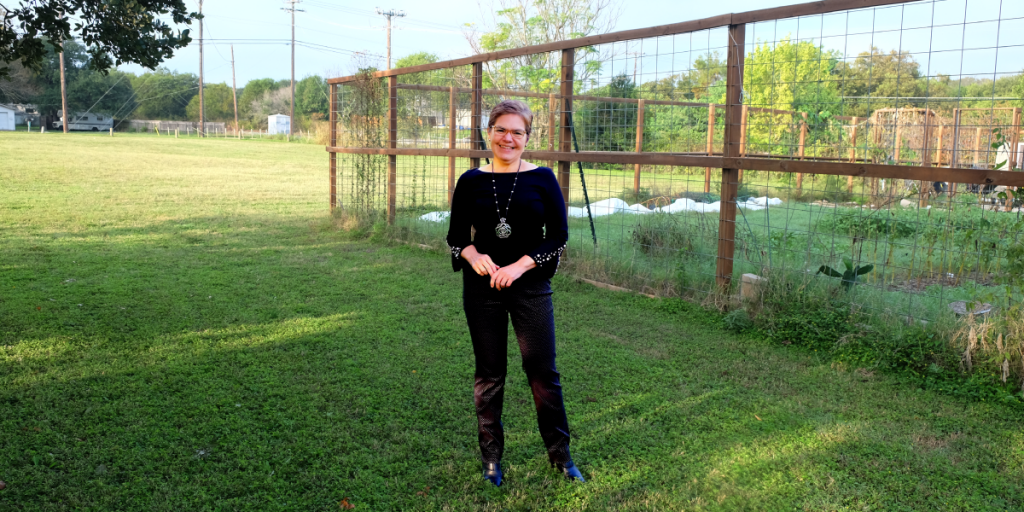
[326,0,1024,291]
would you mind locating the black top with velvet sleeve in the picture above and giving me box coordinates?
[446,166,568,280]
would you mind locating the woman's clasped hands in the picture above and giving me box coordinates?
[461,245,535,290]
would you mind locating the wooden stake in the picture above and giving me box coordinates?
[470,62,483,171]
[738,104,748,183]
[548,93,556,171]
[1011,108,1021,170]
[705,104,715,193]
[848,116,859,194]
[894,124,903,165]
[919,110,933,208]
[796,112,807,195]
[973,127,982,167]
[634,98,645,194]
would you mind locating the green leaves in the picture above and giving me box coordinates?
[1,0,201,78]
[817,258,874,291]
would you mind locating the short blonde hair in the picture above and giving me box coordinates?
[488,100,533,136]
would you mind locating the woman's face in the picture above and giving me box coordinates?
[488,113,529,163]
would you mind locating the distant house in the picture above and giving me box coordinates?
[268,114,290,135]
[7,104,40,126]
[0,104,15,131]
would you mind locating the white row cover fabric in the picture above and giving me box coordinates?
[419,196,782,222]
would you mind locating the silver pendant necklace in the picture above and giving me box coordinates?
[491,159,522,239]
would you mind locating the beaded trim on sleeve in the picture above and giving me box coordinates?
[533,244,565,267]
[447,242,462,260]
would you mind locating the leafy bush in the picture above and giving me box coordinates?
[631,213,700,256]
[816,209,917,239]
[724,308,754,333]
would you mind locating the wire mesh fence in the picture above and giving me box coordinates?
[328,0,1024,326]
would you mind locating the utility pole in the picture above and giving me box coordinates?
[283,0,303,137]
[59,50,68,133]
[198,0,204,137]
[231,44,239,137]
[375,7,405,69]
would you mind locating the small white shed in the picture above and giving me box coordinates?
[0,104,15,131]
[268,114,290,135]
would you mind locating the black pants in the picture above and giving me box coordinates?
[462,272,572,465]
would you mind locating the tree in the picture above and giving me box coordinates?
[393,52,445,86]
[0,60,38,103]
[66,68,135,116]
[1,0,200,79]
[28,38,134,117]
[238,78,280,120]
[129,68,198,120]
[248,87,291,127]
[295,75,328,118]
[836,47,924,118]
[742,37,842,155]
[395,52,438,70]
[466,0,621,93]
[27,38,89,115]
[574,73,636,152]
[186,83,234,122]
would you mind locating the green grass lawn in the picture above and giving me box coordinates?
[2,131,1024,511]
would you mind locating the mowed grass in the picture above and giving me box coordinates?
[2,131,1024,511]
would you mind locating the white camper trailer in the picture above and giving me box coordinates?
[53,111,114,131]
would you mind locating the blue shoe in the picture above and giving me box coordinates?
[483,462,502,487]
[555,460,585,482]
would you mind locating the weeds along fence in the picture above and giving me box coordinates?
[327,0,1024,326]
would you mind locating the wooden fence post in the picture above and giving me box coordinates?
[471,62,483,171]
[634,98,645,194]
[387,75,398,225]
[705,104,715,193]
[330,83,337,210]
[448,86,456,205]
[738,104,748,183]
[848,116,859,194]
[548,93,556,171]
[558,48,574,207]
[716,23,744,290]
[795,112,807,195]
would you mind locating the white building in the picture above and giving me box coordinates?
[268,114,290,135]
[0,104,15,131]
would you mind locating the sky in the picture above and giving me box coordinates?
[115,0,1024,88]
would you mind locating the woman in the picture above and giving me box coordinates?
[446,100,584,487]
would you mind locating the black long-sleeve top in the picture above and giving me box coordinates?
[446,167,568,280]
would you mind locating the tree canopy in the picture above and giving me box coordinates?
[129,69,199,121]
[186,83,234,122]
[1,0,200,79]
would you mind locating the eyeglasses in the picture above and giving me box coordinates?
[491,126,528,140]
